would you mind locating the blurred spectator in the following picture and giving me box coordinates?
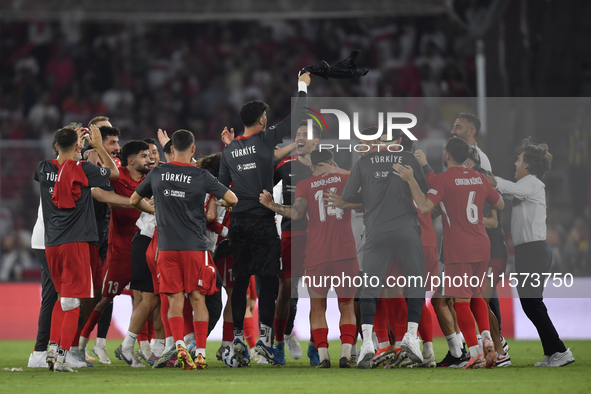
[0,231,34,281]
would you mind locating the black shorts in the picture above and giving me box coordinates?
[229,212,281,278]
[130,232,154,293]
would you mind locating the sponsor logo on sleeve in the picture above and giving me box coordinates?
[100,167,108,176]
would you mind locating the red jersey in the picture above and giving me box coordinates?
[426,167,500,264]
[295,174,357,268]
[108,166,144,251]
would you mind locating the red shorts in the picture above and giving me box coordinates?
[215,255,234,288]
[158,250,218,295]
[146,232,159,295]
[89,244,104,295]
[442,261,488,298]
[247,275,257,300]
[488,258,508,289]
[45,242,94,298]
[305,259,357,301]
[280,231,306,278]
[424,246,439,291]
[102,243,132,297]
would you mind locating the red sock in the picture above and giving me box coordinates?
[470,296,491,334]
[71,329,82,348]
[311,328,329,349]
[274,318,288,342]
[454,301,478,348]
[160,294,172,338]
[243,316,256,348]
[193,321,208,349]
[418,302,433,343]
[222,321,234,342]
[387,297,407,344]
[374,298,389,345]
[168,316,184,343]
[138,322,149,343]
[50,301,65,344]
[340,324,356,345]
[80,309,103,338]
[183,298,193,336]
[61,308,80,351]
[147,320,155,340]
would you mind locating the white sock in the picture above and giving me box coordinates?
[184,332,196,345]
[175,340,187,349]
[477,334,483,355]
[378,341,389,349]
[153,339,165,357]
[361,324,374,349]
[165,336,174,349]
[481,330,491,342]
[70,346,79,352]
[407,322,419,337]
[260,323,273,347]
[79,336,88,350]
[234,328,245,343]
[140,340,150,351]
[122,331,138,352]
[308,340,315,348]
[150,338,155,351]
[33,350,46,356]
[318,347,329,362]
[196,348,206,358]
[341,343,352,359]
[394,341,402,349]
[57,349,67,363]
[96,337,106,347]
[423,341,434,357]
[221,340,232,348]
[445,334,462,358]
[469,345,480,359]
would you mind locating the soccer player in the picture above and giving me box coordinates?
[260,149,358,368]
[35,125,119,372]
[79,140,153,364]
[271,120,321,364]
[488,138,575,367]
[132,129,237,370]
[342,127,428,368]
[393,137,504,369]
[218,72,311,366]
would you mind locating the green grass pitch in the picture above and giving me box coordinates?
[0,339,589,394]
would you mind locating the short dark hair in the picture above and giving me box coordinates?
[99,126,120,141]
[195,153,222,178]
[240,100,270,127]
[54,127,78,151]
[298,120,322,139]
[143,137,156,145]
[88,116,109,127]
[399,133,413,152]
[163,140,172,155]
[516,137,552,179]
[457,113,481,136]
[445,137,470,164]
[172,129,194,152]
[311,149,334,167]
[466,146,481,167]
[121,140,149,165]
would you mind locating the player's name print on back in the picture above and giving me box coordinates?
[369,154,403,164]
[161,172,192,183]
[231,145,257,158]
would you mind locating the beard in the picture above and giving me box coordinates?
[136,164,151,174]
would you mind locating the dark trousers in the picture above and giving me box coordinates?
[515,241,566,356]
[33,248,57,351]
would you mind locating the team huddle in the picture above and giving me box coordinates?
[28,71,575,372]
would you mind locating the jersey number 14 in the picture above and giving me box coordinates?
[314,188,344,222]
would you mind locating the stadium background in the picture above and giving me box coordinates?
[1,0,591,341]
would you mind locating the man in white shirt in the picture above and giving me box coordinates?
[489,138,575,367]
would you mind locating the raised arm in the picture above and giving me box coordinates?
[274,143,295,162]
[266,73,311,143]
[259,189,308,220]
[490,175,535,200]
[88,124,119,180]
[392,164,435,215]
